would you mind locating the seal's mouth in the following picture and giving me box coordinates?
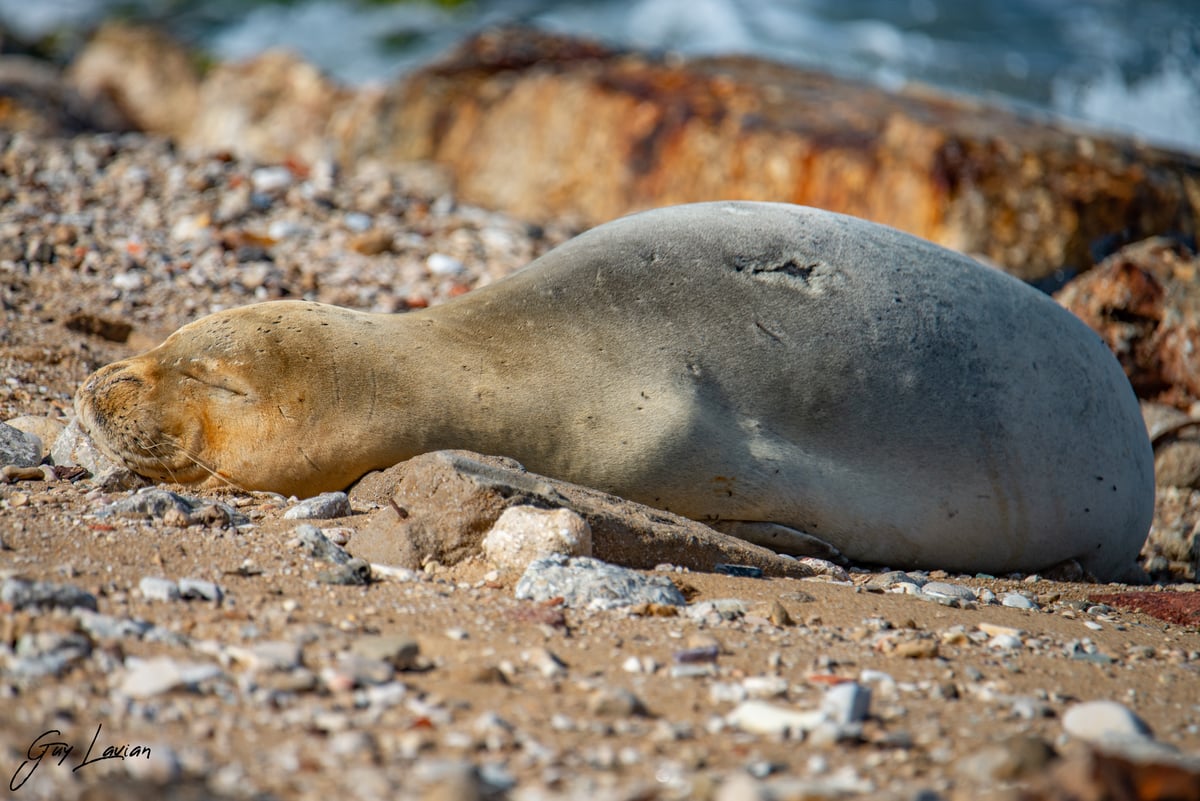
[74,362,214,485]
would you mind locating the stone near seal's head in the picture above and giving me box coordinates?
[75,202,1154,579]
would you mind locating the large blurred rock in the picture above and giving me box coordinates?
[67,23,200,140]
[364,28,1200,281]
[1056,238,1200,407]
[62,24,1200,280]
[0,55,129,135]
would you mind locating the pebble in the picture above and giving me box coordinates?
[98,487,244,525]
[343,211,373,232]
[524,646,568,678]
[1,577,97,611]
[482,505,593,572]
[350,635,421,670]
[326,655,394,688]
[514,555,686,610]
[920,581,977,601]
[1062,700,1154,744]
[0,421,42,468]
[687,599,748,621]
[283,491,351,520]
[292,524,353,564]
[139,576,181,601]
[427,252,466,275]
[742,676,789,699]
[10,631,93,678]
[179,578,224,602]
[798,557,851,581]
[229,640,303,673]
[4,415,63,459]
[75,609,153,640]
[50,417,121,477]
[117,656,224,698]
[251,165,293,193]
[865,570,925,591]
[726,700,825,738]
[954,734,1055,781]
[713,563,763,578]
[317,558,372,585]
[1001,592,1039,610]
[587,687,648,717]
[821,682,871,725]
[989,633,1024,650]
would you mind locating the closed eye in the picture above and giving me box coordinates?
[180,372,251,398]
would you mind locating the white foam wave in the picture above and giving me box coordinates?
[1053,59,1200,153]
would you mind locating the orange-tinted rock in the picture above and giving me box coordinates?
[0,55,128,135]
[365,28,1200,280]
[67,23,200,140]
[186,50,348,164]
[63,25,1200,280]
[1055,238,1200,406]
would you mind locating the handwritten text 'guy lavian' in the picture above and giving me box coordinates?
[10,725,151,791]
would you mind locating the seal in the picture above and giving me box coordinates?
[75,202,1154,579]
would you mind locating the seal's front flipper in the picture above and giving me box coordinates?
[711,521,846,564]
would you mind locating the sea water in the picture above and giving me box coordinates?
[3,0,1197,154]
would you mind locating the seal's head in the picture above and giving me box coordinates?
[75,325,267,490]
[74,301,394,496]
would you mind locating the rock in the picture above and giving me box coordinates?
[51,417,122,476]
[1019,745,1200,801]
[713,563,764,578]
[0,55,129,136]
[138,577,181,602]
[515,555,686,610]
[63,311,133,343]
[116,656,223,698]
[75,610,153,640]
[187,50,348,165]
[726,700,825,738]
[1057,239,1200,409]
[1,577,97,611]
[482,505,593,572]
[178,578,223,602]
[1141,402,1200,488]
[1142,488,1200,580]
[98,488,245,526]
[293,524,354,564]
[954,735,1057,782]
[350,636,421,671]
[1062,700,1154,744]
[0,421,41,467]
[1002,592,1039,610]
[587,687,648,717]
[349,450,811,578]
[4,416,63,460]
[67,23,200,139]
[687,599,749,621]
[525,646,568,678]
[376,28,1199,281]
[283,491,351,520]
[317,558,372,586]
[10,631,93,678]
[427,253,465,275]
[820,682,871,726]
[920,582,977,601]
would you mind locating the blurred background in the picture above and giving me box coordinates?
[2,0,1197,154]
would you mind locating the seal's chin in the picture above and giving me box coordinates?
[74,360,216,486]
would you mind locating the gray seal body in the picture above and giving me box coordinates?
[426,202,1153,579]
